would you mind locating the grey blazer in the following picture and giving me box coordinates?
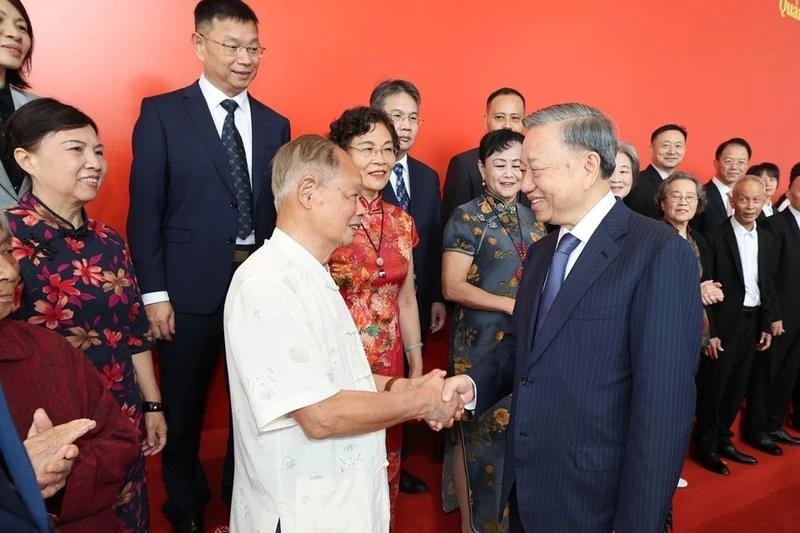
[0,87,37,209]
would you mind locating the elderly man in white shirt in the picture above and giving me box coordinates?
[223,134,462,533]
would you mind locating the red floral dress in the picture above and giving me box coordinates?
[328,195,418,529]
[6,194,153,533]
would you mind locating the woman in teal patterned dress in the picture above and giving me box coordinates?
[441,129,546,533]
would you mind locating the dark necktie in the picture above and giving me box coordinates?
[393,163,410,212]
[220,99,254,239]
[535,233,581,333]
[0,385,50,533]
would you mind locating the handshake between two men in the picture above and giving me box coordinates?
[390,370,478,432]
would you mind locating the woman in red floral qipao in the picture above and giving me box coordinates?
[328,107,423,529]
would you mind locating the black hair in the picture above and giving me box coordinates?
[3,0,34,90]
[478,128,524,163]
[486,87,525,109]
[790,162,800,184]
[327,106,399,152]
[194,0,258,29]
[748,162,779,180]
[715,137,752,160]
[3,98,97,172]
[649,124,687,143]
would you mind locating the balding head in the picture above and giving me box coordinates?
[731,175,766,229]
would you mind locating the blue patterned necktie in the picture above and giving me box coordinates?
[535,233,581,333]
[393,163,410,212]
[220,99,254,239]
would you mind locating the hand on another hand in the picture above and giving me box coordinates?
[700,280,724,306]
[412,370,463,431]
[145,301,175,341]
[24,408,95,497]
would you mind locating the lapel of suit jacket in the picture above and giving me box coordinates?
[182,82,235,196]
[784,209,800,249]
[9,87,32,110]
[525,201,627,370]
[722,221,745,285]
[407,157,421,218]
[249,96,267,207]
[522,233,557,354]
[707,183,726,220]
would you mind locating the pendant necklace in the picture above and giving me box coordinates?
[361,201,387,279]
[485,194,527,281]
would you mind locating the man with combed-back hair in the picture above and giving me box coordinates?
[443,103,702,532]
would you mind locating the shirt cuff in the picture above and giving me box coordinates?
[141,291,170,305]
[464,375,477,411]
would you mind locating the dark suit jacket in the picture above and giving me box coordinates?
[127,81,290,314]
[703,219,777,340]
[442,147,481,225]
[468,201,701,532]
[692,182,728,236]
[623,164,663,219]
[762,209,799,327]
[382,156,443,331]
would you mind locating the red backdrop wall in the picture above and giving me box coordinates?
[23,0,800,233]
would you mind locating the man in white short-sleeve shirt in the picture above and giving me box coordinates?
[224,135,462,533]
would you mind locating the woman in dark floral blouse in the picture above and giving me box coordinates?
[3,98,166,533]
[441,129,546,533]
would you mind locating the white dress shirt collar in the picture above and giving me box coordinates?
[788,204,800,228]
[731,216,757,237]
[652,165,671,180]
[557,191,618,277]
[198,73,250,112]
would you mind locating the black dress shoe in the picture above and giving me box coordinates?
[173,512,204,533]
[719,443,759,464]
[399,469,428,494]
[745,436,783,456]
[692,450,729,475]
[768,429,800,446]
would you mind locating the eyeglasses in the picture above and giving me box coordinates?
[666,192,699,202]
[348,145,397,159]
[195,33,265,58]
[388,112,422,125]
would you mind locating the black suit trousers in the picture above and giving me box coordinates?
[159,262,239,522]
[696,309,760,452]
[765,326,800,432]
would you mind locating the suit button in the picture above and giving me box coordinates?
[230,201,237,208]
[226,237,234,244]
[521,377,532,386]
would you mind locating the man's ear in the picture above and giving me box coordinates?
[582,151,603,190]
[297,175,319,208]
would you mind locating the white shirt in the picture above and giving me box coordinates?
[789,204,800,230]
[731,218,760,307]
[141,75,256,306]
[390,154,411,197]
[653,165,671,180]
[464,191,617,409]
[762,203,774,218]
[224,229,389,533]
[557,191,618,278]
[779,198,791,212]
[712,178,733,216]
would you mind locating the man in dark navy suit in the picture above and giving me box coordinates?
[370,79,446,494]
[692,138,751,235]
[444,103,701,532]
[624,124,687,219]
[442,87,526,223]
[127,1,290,530]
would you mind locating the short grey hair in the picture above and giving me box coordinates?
[616,141,640,185]
[271,134,342,211]
[656,171,707,214]
[522,103,617,178]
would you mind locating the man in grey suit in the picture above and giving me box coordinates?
[441,87,525,223]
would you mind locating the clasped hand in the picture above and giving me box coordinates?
[408,370,465,431]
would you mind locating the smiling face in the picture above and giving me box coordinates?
[313,153,364,249]
[660,178,700,225]
[0,226,20,320]
[16,125,107,208]
[194,17,260,97]
[521,122,601,228]
[382,91,419,157]
[0,0,31,75]
[609,151,634,198]
[714,143,749,186]
[757,171,778,200]
[479,142,523,203]
[650,129,686,172]
[345,122,397,196]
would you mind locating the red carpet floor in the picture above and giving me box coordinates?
[146,328,800,532]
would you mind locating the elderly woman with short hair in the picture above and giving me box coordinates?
[609,141,640,199]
